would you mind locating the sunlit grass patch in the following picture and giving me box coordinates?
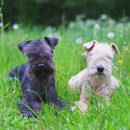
[0,18,130,130]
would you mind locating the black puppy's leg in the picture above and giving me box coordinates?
[46,76,69,108]
[17,99,34,117]
[29,100,42,114]
[18,99,42,118]
[9,63,27,81]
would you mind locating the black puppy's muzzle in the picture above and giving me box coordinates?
[33,63,55,75]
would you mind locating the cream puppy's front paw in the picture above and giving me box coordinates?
[76,101,88,113]
[70,101,88,113]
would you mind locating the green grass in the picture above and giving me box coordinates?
[0,19,130,130]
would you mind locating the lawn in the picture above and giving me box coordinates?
[0,17,130,130]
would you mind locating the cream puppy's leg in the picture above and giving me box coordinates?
[96,76,119,105]
[68,69,88,91]
[76,82,91,113]
[68,69,90,112]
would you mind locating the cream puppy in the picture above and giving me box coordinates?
[68,40,120,113]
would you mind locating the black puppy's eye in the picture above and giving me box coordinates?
[28,58,33,62]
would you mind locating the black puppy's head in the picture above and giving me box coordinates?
[18,37,59,79]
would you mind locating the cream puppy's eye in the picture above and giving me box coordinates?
[107,56,112,60]
[89,53,93,56]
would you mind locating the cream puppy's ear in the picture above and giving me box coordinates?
[83,40,97,53]
[110,43,120,55]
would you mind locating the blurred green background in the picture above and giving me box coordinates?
[3,0,130,26]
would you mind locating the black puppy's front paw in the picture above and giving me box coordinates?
[23,111,36,118]
[17,99,40,118]
[54,100,70,109]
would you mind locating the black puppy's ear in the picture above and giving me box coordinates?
[18,41,31,53]
[44,37,59,49]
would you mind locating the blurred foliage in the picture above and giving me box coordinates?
[2,0,130,25]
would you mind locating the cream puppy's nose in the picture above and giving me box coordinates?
[97,66,104,73]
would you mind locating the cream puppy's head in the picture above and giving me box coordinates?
[83,40,119,81]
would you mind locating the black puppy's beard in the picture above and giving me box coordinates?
[32,67,55,81]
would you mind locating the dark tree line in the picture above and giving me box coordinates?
[2,0,130,25]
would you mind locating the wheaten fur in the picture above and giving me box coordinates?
[68,40,120,113]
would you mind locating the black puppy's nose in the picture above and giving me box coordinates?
[97,66,104,73]
[36,64,45,69]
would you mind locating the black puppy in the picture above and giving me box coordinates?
[9,37,67,117]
